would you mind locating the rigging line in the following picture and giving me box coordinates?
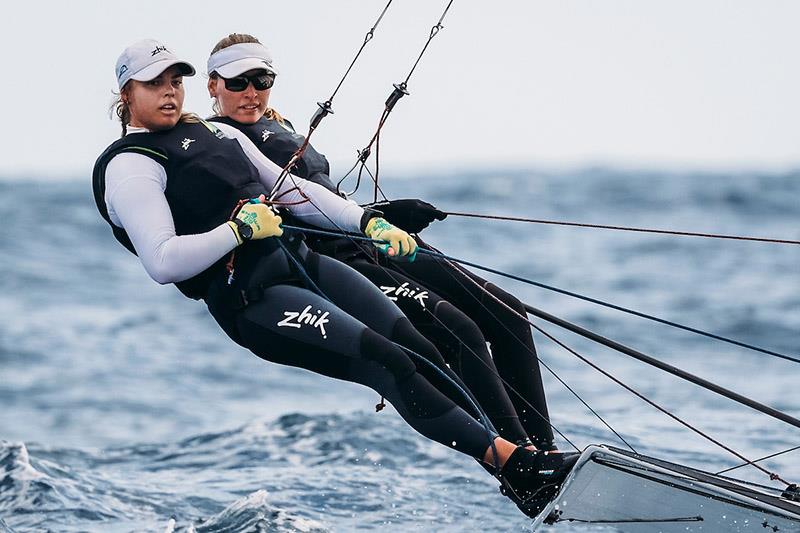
[276,177,527,468]
[269,1,395,200]
[338,1,455,197]
[327,0,394,103]
[278,222,578,452]
[337,105,391,196]
[374,126,381,203]
[530,321,792,486]
[360,160,389,203]
[716,445,800,476]
[400,243,636,453]
[275,238,501,468]
[416,249,800,364]
[444,211,800,246]
[276,197,577,452]
[520,304,800,431]
[281,225,800,432]
[371,252,578,450]
[392,253,586,452]
[277,226,799,364]
[281,224,627,452]
[402,0,454,85]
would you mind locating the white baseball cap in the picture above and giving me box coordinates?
[207,43,278,78]
[116,39,196,89]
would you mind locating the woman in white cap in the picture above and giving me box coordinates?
[92,38,579,520]
[205,34,564,463]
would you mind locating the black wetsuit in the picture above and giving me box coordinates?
[92,120,497,459]
[210,115,555,448]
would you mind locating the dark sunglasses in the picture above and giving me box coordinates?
[220,73,275,92]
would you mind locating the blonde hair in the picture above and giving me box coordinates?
[209,33,285,124]
[111,89,199,137]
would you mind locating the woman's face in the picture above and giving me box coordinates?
[208,68,271,125]
[125,65,185,131]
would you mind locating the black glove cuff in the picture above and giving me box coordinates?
[359,207,384,232]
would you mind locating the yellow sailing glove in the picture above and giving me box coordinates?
[227,196,283,245]
[365,217,417,259]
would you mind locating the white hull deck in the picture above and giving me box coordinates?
[534,445,800,532]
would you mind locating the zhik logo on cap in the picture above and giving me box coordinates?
[115,39,195,90]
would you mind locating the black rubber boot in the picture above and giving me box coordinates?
[533,439,558,452]
[498,447,580,519]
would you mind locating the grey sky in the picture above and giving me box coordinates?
[2,1,798,178]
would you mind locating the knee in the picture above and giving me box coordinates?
[485,282,527,317]
[390,317,448,369]
[359,328,416,379]
[433,302,487,354]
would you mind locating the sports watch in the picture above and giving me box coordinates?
[232,218,254,241]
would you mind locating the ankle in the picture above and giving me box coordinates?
[482,437,518,467]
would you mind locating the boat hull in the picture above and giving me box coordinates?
[533,445,800,532]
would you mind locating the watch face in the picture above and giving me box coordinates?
[240,223,254,240]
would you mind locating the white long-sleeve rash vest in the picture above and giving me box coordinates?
[104,121,364,285]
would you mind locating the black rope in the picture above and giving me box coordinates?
[519,303,800,430]
[268,1,395,200]
[327,0,394,103]
[278,178,590,458]
[275,228,793,484]
[424,249,800,364]
[280,221,604,453]
[274,239,501,468]
[282,225,800,426]
[716,445,800,475]
[530,321,791,486]
[275,176,514,466]
[337,0,456,197]
[402,0,454,85]
[405,243,635,452]
[279,225,799,364]
[414,245,794,484]
[444,211,800,246]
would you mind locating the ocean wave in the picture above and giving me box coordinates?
[2,168,798,531]
[172,490,329,533]
[0,414,530,532]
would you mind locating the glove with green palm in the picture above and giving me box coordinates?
[227,195,283,245]
[364,217,417,260]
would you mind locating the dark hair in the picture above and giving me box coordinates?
[110,84,199,137]
[110,91,132,137]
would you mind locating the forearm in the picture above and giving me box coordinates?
[216,121,365,233]
[278,179,364,232]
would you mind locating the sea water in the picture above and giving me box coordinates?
[1,168,798,531]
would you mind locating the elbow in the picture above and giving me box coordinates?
[145,263,182,285]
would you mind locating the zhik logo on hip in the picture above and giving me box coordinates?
[278,305,331,338]
[380,282,428,308]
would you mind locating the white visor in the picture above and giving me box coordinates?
[207,43,278,78]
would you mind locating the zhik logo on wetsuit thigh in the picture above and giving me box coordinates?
[380,282,428,308]
[277,305,330,339]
